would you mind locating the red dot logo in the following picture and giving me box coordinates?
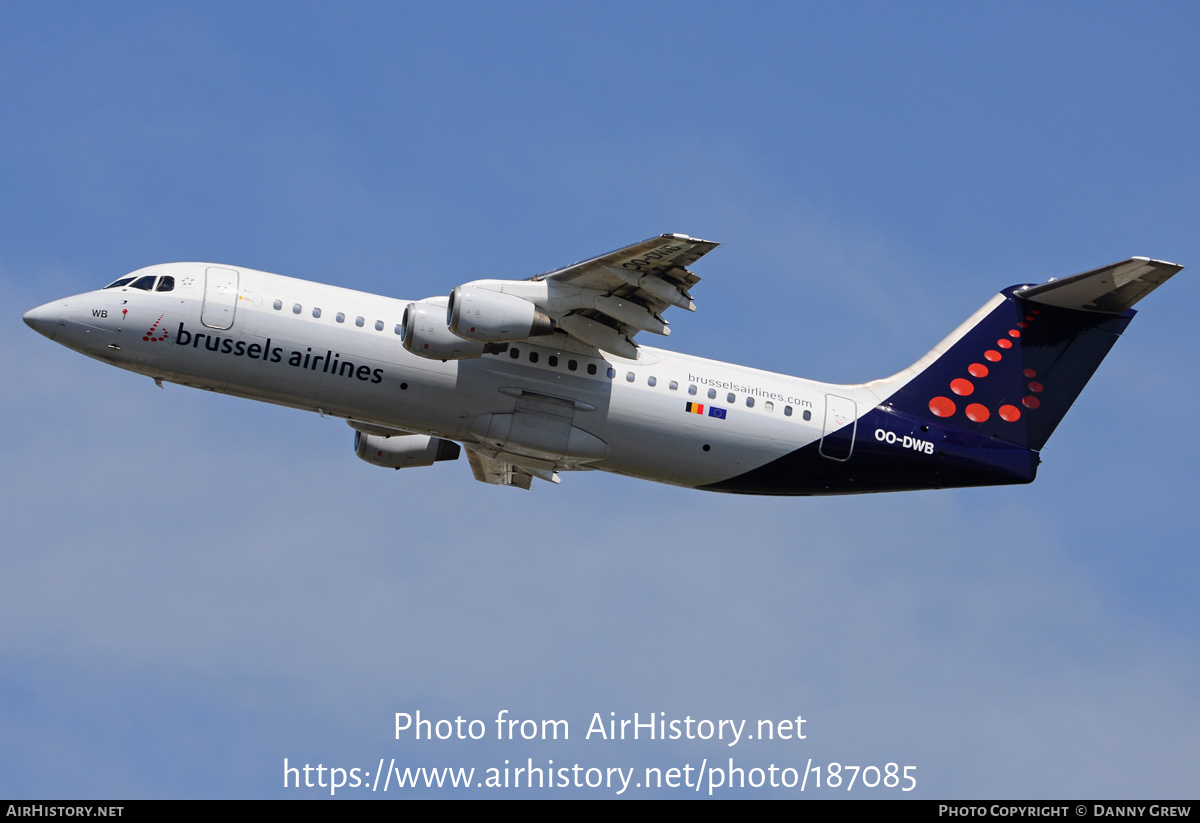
[929,397,956,417]
[1029,381,1043,393]
[950,378,974,396]
[997,339,1013,349]
[1023,369,1037,378]
[968,363,989,378]
[984,350,1001,362]
[1008,329,1021,338]
[141,314,168,343]
[965,403,990,422]
[1023,396,1041,409]
[999,405,1021,422]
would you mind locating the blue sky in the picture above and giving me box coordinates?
[3,2,1197,798]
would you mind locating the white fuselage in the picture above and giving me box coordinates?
[28,262,901,489]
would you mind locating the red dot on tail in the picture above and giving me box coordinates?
[1029,381,1043,392]
[1023,368,1037,378]
[999,405,1021,422]
[968,363,989,378]
[1023,396,1041,409]
[997,339,1012,349]
[142,336,149,341]
[1017,322,1028,329]
[929,397,956,417]
[1009,329,1021,338]
[950,378,974,396]
[965,403,990,422]
[985,350,1001,362]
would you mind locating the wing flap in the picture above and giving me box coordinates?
[466,447,534,489]
[537,233,717,353]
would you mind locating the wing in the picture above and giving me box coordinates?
[533,233,719,358]
[465,447,565,489]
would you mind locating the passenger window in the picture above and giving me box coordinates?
[626,372,635,382]
[669,380,678,390]
[130,275,156,291]
[648,376,657,387]
[510,347,520,359]
[568,359,578,371]
[688,385,697,396]
[803,409,812,421]
[312,308,322,318]
[336,312,345,323]
[394,324,402,335]
[587,363,597,375]
[529,351,539,363]
[784,406,793,417]
[746,397,754,408]
[293,303,302,314]
[549,356,558,367]
[607,367,616,378]
[727,393,736,404]
[355,316,364,327]
[764,401,774,412]
[155,276,175,292]
[707,389,716,400]
[375,320,384,331]
[273,299,282,310]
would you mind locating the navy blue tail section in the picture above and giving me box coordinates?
[703,287,1137,496]
[885,286,1134,452]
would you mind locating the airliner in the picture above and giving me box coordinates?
[23,234,1182,493]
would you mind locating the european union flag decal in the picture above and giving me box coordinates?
[708,406,727,419]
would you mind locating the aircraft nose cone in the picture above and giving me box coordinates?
[23,304,59,340]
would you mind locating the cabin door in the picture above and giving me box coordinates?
[819,394,857,461]
[202,267,239,330]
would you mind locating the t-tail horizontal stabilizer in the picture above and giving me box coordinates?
[1016,257,1182,315]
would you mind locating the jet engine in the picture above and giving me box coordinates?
[447,286,554,342]
[354,431,461,470]
[401,299,497,360]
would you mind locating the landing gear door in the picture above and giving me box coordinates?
[820,394,857,461]
[202,267,239,330]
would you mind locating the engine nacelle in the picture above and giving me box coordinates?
[448,286,554,342]
[401,299,496,360]
[354,431,461,470]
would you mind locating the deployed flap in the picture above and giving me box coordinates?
[535,233,718,355]
[466,447,534,489]
[1019,257,1183,314]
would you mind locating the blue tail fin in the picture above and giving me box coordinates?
[884,257,1181,451]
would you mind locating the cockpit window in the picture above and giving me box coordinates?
[129,275,156,291]
[104,277,135,289]
[155,276,175,292]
